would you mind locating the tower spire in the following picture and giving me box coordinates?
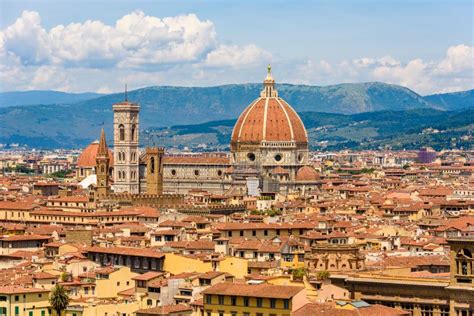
[97,128,109,158]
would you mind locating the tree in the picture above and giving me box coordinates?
[49,285,69,316]
[60,272,69,282]
[292,267,306,280]
[316,270,330,280]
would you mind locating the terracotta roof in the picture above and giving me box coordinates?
[198,271,225,280]
[296,166,320,181]
[0,234,51,242]
[32,272,57,280]
[231,97,307,144]
[132,272,165,281]
[0,201,37,211]
[0,286,49,294]
[293,302,410,316]
[135,304,192,315]
[85,246,165,259]
[202,282,303,299]
[272,166,289,175]
[77,141,113,168]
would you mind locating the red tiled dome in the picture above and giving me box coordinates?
[296,166,320,181]
[77,141,114,168]
[272,166,289,175]
[231,97,307,145]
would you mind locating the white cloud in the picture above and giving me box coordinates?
[2,10,217,69]
[0,10,270,91]
[435,44,473,75]
[372,58,434,93]
[1,11,50,66]
[204,44,271,68]
[292,45,473,94]
[0,10,472,94]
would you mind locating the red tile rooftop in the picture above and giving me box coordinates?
[87,246,165,260]
[202,282,304,299]
[135,304,193,315]
[0,234,52,241]
[132,271,165,281]
[0,286,49,294]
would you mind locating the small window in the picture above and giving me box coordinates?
[217,170,223,176]
[247,152,256,161]
[231,296,237,306]
[257,298,263,307]
[131,124,136,141]
[270,298,276,308]
[218,295,224,305]
[274,154,282,162]
[119,124,125,141]
[150,157,155,174]
[194,170,199,176]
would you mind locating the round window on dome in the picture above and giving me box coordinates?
[274,154,282,162]
[247,153,256,161]
[217,170,223,176]
[298,153,304,163]
[171,169,177,176]
[194,170,200,176]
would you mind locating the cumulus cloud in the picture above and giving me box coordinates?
[204,44,271,68]
[0,10,271,91]
[293,44,473,94]
[0,10,471,94]
[2,10,217,69]
[435,44,473,75]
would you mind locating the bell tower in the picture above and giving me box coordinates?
[95,128,110,200]
[146,147,164,195]
[113,88,140,194]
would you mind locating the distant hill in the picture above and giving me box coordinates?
[0,90,103,107]
[0,82,472,149]
[424,89,474,111]
[143,109,474,151]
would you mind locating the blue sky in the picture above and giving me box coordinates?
[0,0,472,94]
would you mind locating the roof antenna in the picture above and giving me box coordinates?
[125,83,128,102]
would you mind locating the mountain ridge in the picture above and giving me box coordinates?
[0,82,472,149]
[0,90,103,107]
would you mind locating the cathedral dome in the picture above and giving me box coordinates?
[77,140,114,168]
[231,67,308,147]
[296,166,320,181]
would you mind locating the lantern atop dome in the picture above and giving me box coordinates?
[261,64,278,98]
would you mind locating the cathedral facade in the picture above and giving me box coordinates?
[80,67,321,196]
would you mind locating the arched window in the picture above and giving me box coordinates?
[119,124,125,141]
[131,124,136,141]
[150,157,155,174]
[456,248,472,276]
